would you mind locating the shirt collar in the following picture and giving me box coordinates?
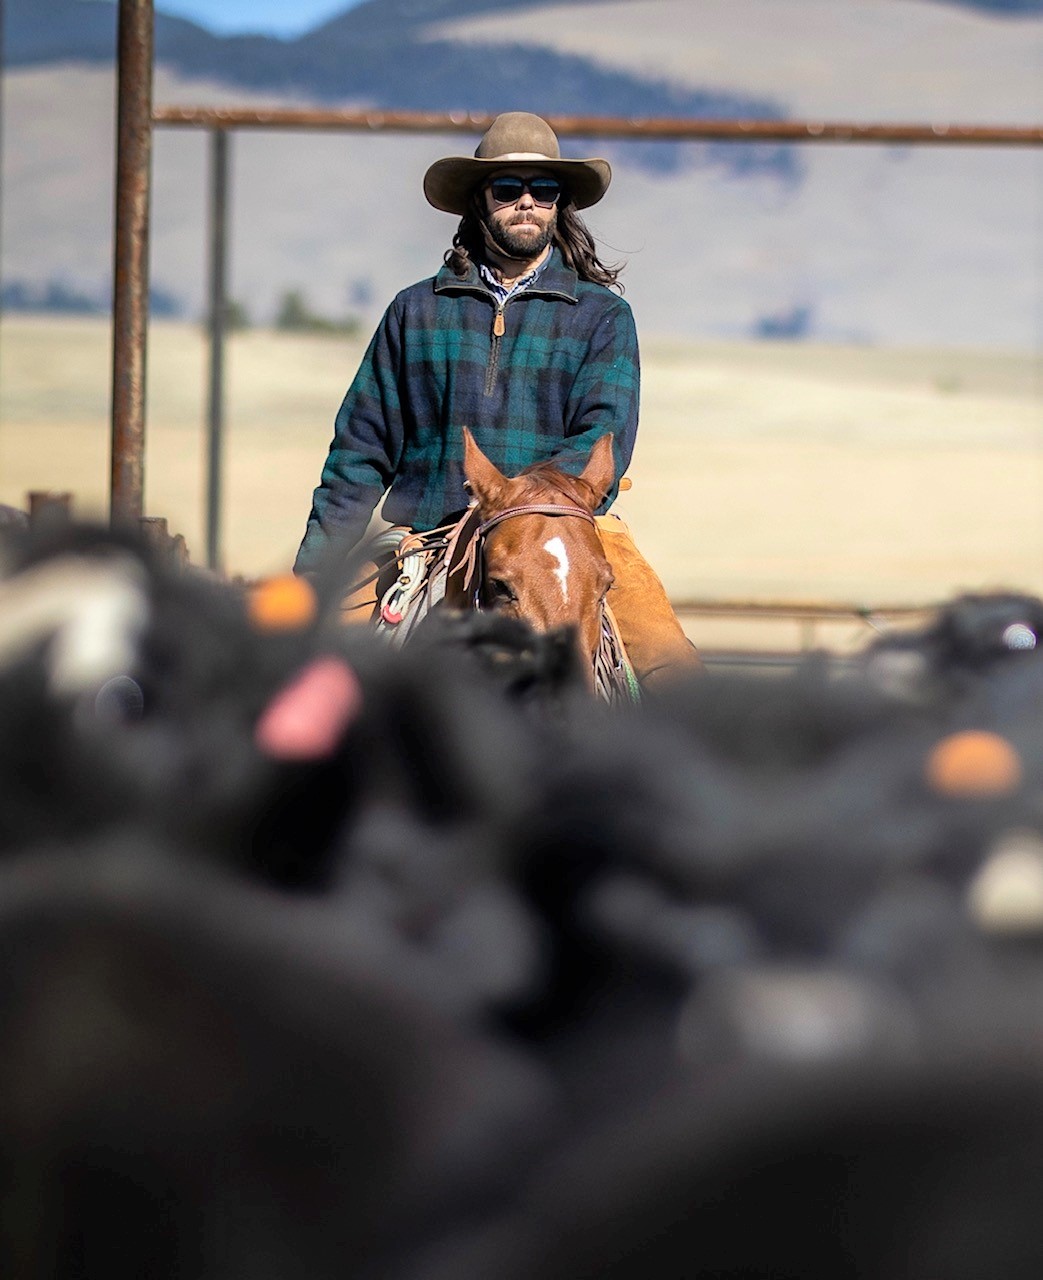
[434,248,578,302]
[478,252,549,303]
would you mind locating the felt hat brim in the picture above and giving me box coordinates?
[423,113,613,216]
[424,154,611,215]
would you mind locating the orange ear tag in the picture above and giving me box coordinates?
[248,574,318,631]
[925,730,1023,798]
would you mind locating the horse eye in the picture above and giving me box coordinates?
[488,577,517,604]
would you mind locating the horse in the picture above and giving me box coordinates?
[361,429,638,702]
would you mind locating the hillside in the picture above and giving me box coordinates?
[4,0,782,124]
[1,0,1040,347]
[427,0,1043,122]
[6,0,1034,119]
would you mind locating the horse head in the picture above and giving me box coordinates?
[462,428,616,676]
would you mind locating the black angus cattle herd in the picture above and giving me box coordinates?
[3,516,1043,1277]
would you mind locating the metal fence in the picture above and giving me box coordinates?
[107,0,1043,640]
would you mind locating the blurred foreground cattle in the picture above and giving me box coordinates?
[4,519,1043,1276]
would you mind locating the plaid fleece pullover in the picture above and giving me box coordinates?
[294,248,640,574]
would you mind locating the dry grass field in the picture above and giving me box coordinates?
[2,314,1040,651]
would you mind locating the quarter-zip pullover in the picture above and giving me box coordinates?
[295,248,640,574]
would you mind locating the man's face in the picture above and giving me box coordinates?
[481,169,559,260]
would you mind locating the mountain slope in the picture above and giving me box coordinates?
[1,0,1040,348]
[6,0,1040,117]
[5,0,226,65]
[3,0,788,171]
[427,0,1043,121]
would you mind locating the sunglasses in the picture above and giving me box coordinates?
[487,176,562,207]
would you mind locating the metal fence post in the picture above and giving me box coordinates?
[1,0,6,326]
[110,0,154,524]
[206,125,229,571]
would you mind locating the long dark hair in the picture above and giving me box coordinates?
[444,189,624,291]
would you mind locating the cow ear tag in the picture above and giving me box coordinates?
[248,575,318,631]
[255,656,362,760]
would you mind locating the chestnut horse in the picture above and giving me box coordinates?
[460,428,618,677]
[365,429,637,700]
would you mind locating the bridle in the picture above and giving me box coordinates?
[477,502,605,633]
[478,503,597,537]
[476,498,635,700]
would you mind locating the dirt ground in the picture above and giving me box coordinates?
[2,314,1040,652]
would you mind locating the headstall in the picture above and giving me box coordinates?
[479,503,597,537]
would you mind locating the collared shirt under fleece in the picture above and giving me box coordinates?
[294,247,640,575]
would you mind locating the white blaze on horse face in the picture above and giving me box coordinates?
[543,536,570,605]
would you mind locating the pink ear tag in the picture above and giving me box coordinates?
[255,656,362,760]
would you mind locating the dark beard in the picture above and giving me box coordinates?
[485,210,556,261]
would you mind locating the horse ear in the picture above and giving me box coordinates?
[579,433,617,509]
[462,427,507,508]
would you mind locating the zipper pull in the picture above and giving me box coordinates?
[493,310,505,338]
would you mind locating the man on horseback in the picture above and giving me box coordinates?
[294,111,699,687]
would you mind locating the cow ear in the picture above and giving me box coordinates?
[579,433,616,509]
[462,427,507,509]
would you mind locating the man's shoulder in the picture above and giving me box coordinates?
[391,261,485,306]
[571,278,635,327]
[531,255,630,323]
[572,275,629,304]
[391,274,441,307]
[379,274,454,327]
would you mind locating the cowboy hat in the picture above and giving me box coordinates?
[423,112,612,215]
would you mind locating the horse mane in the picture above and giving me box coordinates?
[508,458,601,512]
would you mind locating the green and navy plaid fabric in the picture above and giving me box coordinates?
[294,249,640,574]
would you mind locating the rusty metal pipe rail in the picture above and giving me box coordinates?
[139,103,1041,568]
[671,598,941,657]
[151,107,1043,147]
[671,599,937,621]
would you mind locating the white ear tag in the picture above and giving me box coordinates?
[0,556,149,694]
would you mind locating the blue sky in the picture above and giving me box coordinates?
[155,0,366,38]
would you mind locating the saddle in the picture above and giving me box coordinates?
[353,509,640,703]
